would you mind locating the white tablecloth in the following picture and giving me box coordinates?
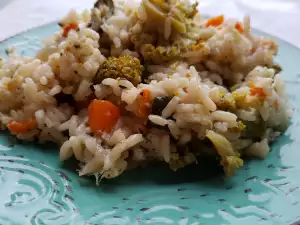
[0,0,299,48]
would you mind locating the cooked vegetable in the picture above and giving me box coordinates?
[151,96,173,115]
[235,22,244,33]
[168,138,221,175]
[169,151,197,171]
[142,44,180,63]
[220,156,243,177]
[272,64,282,74]
[94,56,143,86]
[206,130,243,176]
[8,119,36,134]
[230,121,246,133]
[88,100,120,133]
[62,23,78,37]
[216,91,236,111]
[135,89,152,119]
[241,121,266,139]
[188,137,221,162]
[205,15,224,27]
[206,130,235,157]
[250,86,267,98]
[143,0,194,34]
[273,103,289,132]
[130,0,205,64]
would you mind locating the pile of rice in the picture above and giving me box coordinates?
[0,0,290,182]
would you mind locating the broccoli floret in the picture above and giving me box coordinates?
[131,0,202,59]
[142,44,180,64]
[94,55,144,85]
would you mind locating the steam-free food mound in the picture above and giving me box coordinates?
[0,0,290,183]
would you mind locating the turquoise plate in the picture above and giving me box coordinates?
[0,23,300,225]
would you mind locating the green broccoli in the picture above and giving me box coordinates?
[94,55,144,86]
[142,44,180,63]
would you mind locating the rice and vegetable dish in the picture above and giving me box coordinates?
[0,0,290,182]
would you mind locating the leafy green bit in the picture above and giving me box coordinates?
[151,96,173,115]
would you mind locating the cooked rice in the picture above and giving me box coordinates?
[0,0,290,183]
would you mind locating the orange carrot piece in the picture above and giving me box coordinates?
[63,23,78,37]
[205,15,224,27]
[135,89,152,119]
[250,87,267,98]
[7,119,36,134]
[88,100,120,134]
[235,22,244,33]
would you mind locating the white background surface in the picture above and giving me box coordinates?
[0,0,299,48]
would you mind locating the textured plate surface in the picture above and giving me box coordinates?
[0,23,300,225]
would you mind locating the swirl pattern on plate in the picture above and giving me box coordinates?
[1,22,300,225]
[0,154,77,225]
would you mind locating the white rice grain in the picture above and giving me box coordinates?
[162,96,179,118]
[211,110,237,123]
[178,130,192,145]
[168,120,181,140]
[245,139,269,159]
[70,136,85,161]
[49,85,62,96]
[35,109,45,129]
[121,87,139,105]
[106,129,126,146]
[148,115,168,126]
[164,17,171,40]
[109,134,144,165]
[79,151,104,176]
[102,78,121,96]
[60,140,73,160]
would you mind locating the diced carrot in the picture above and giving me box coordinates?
[7,119,36,135]
[62,23,78,38]
[250,87,267,98]
[135,89,152,119]
[205,15,224,27]
[88,100,120,134]
[235,22,244,33]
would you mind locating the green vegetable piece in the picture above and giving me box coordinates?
[143,0,167,22]
[94,55,144,86]
[142,44,180,63]
[241,121,266,139]
[151,96,173,115]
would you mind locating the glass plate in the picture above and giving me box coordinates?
[0,23,299,225]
